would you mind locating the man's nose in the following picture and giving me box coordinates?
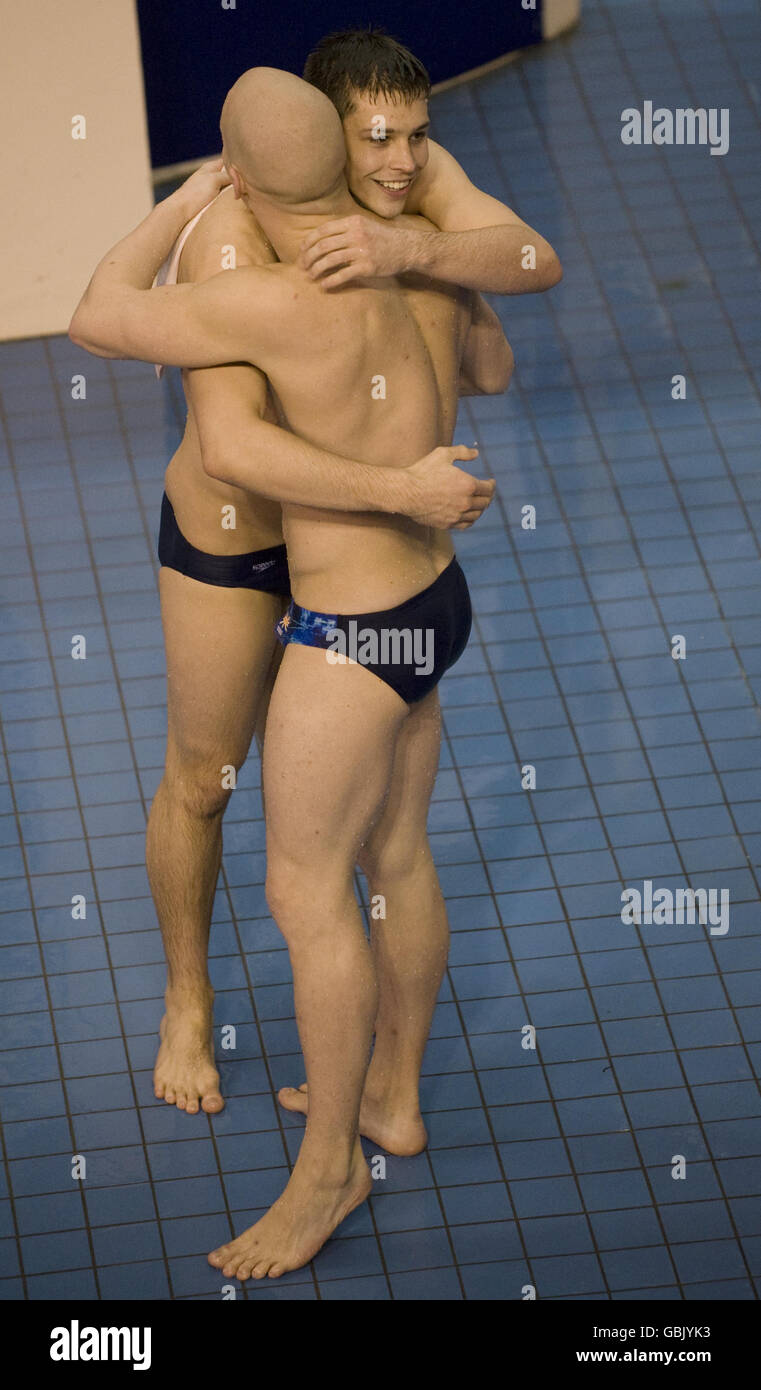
[389,145,418,173]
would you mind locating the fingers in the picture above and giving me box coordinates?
[301,233,353,273]
[469,488,495,513]
[320,265,364,290]
[469,478,496,497]
[453,507,489,530]
[199,156,230,185]
[451,491,496,528]
[305,248,360,281]
[299,219,351,254]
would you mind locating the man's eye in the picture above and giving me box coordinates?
[411,133,427,143]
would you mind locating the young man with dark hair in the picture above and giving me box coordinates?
[298,27,561,293]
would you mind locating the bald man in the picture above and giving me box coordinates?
[143,28,556,1129]
[123,142,496,1117]
[71,68,513,1279]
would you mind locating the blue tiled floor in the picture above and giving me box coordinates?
[1,0,761,1300]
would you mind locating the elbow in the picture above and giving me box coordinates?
[540,254,563,291]
[68,307,111,358]
[198,434,230,482]
[499,339,515,392]
[200,451,227,482]
[483,338,514,395]
[68,308,90,351]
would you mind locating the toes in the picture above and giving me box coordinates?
[251,1260,270,1280]
[175,1092,187,1111]
[185,1096,199,1115]
[208,1246,228,1268]
[164,1088,176,1105]
[201,1091,224,1114]
[235,1263,253,1282]
[278,1085,308,1114]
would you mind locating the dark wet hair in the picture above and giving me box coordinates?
[303,27,431,118]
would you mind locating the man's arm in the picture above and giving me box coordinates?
[459,293,515,397]
[69,169,494,528]
[68,164,259,366]
[187,361,493,528]
[300,139,562,295]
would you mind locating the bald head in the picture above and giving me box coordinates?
[221,67,346,204]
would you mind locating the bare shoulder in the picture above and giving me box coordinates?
[394,210,438,235]
[216,263,306,327]
[180,187,276,281]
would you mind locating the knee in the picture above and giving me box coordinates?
[163,758,236,820]
[265,860,319,922]
[265,857,353,931]
[357,836,431,888]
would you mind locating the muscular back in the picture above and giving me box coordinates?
[248,251,472,611]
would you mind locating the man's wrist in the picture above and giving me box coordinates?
[406,228,437,275]
[155,188,198,232]
[381,466,419,517]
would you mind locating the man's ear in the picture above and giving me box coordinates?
[227,162,246,200]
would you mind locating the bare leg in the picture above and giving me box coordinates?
[149,568,283,1114]
[279,690,447,1153]
[208,644,407,1279]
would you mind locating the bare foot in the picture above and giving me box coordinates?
[278,1082,427,1156]
[153,989,224,1115]
[208,1140,371,1280]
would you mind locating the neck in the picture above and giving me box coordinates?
[242,187,358,265]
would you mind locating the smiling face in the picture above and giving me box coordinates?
[341,91,430,217]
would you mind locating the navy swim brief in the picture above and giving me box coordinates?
[158,493,290,595]
[275,557,472,704]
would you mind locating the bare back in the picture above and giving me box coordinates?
[253,257,471,611]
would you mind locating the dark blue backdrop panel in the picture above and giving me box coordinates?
[136,1,542,168]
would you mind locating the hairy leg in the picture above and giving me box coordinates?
[148,567,283,1113]
[280,690,447,1153]
[209,644,408,1279]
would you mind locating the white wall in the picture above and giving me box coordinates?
[0,0,153,341]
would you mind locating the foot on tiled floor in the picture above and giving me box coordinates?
[208,1138,372,1279]
[278,1081,428,1155]
[153,988,224,1115]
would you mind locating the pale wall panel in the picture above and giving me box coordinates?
[1,0,153,341]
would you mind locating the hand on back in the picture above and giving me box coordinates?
[405,446,495,530]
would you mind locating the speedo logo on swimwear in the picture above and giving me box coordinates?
[50,1320,151,1370]
[326,622,434,676]
[250,559,275,571]
[620,102,729,155]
